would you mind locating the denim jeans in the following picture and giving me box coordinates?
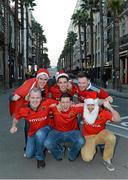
[44,129,85,160]
[26,125,51,160]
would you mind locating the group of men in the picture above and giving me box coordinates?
[9,68,120,171]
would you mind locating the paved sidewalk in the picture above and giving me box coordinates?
[106,88,128,99]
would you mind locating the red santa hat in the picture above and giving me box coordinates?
[56,70,69,81]
[36,68,50,79]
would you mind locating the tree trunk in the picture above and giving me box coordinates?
[90,7,94,70]
[78,23,83,71]
[14,0,19,84]
[3,0,9,89]
[83,25,87,70]
[100,0,104,86]
[20,0,25,81]
[25,5,29,68]
[113,13,121,90]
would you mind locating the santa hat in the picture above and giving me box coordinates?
[85,98,99,105]
[36,68,50,79]
[56,70,69,81]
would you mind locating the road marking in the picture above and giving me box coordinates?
[111,104,119,108]
[121,116,128,120]
[121,122,128,127]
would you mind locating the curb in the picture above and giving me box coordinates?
[106,89,128,99]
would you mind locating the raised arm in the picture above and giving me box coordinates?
[103,101,120,122]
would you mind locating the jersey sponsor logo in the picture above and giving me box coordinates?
[83,120,101,128]
[29,116,47,122]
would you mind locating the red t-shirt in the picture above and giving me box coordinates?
[50,104,83,132]
[76,87,109,103]
[82,108,112,136]
[15,99,57,137]
[49,83,76,100]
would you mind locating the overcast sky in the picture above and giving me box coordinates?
[33,0,77,67]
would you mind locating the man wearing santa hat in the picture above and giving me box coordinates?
[81,98,120,171]
[49,70,76,101]
[9,68,50,151]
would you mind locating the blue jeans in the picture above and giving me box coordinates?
[44,129,85,160]
[26,125,51,160]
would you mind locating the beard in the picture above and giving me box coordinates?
[83,104,99,125]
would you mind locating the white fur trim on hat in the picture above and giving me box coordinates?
[56,73,69,81]
[85,98,99,105]
[36,72,49,79]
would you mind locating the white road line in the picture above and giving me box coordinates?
[121,116,128,120]
[111,105,119,108]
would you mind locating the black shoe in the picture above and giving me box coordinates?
[37,160,45,168]
[68,158,75,161]
[56,158,63,161]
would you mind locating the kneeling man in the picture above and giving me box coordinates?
[44,93,85,161]
[81,98,120,171]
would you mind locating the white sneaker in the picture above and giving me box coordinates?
[48,150,51,154]
[24,152,26,157]
[103,160,115,171]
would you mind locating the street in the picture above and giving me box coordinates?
[0,90,128,179]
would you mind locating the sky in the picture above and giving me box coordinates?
[33,0,77,67]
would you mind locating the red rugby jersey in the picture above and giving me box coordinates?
[49,83,76,101]
[50,104,83,132]
[76,86,109,103]
[82,108,112,136]
[15,99,57,137]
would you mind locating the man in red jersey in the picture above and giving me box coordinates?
[76,72,113,103]
[81,98,120,171]
[10,87,56,168]
[49,71,76,101]
[44,93,85,161]
[9,68,50,150]
[10,68,50,116]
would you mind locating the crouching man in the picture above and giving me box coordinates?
[10,87,56,168]
[81,98,120,171]
[44,93,85,161]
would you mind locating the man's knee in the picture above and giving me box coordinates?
[81,151,93,162]
[77,137,85,147]
[106,133,116,144]
[44,139,52,149]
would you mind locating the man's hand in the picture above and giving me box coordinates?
[10,126,17,134]
[103,100,112,111]
[105,96,113,103]
[12,94,21,101]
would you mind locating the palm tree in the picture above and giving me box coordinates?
[72,10,83,71]
[66,31,77,71]
[81,0,99,71]
[108,0,123,90]
[32,20,47,68]
[79,9,89,70]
